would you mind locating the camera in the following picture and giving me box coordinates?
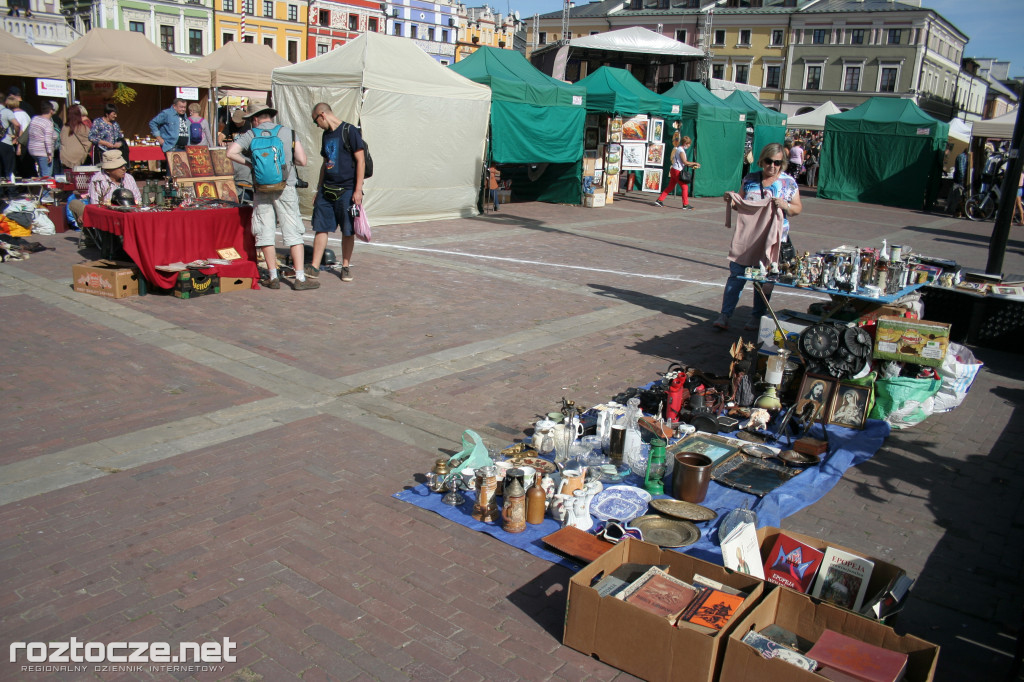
[349,204,360,218]
[294,174,309,189]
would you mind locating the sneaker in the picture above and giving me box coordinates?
[339,266,353,282]
[712,314,729,330]
[653,200,664,207]
[292,277,320,290]
[681,205,694,211]
[744,315,761,331]
[260,276,281,290]
[303,264,320,278]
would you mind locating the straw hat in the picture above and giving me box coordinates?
[243,100,277,119]
[100,150,128,170]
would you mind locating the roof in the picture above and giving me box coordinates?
[194,41,290,90]
[0,28,66,79]
[448,45,586,106]
[576,65,682,117]
[568,26,703,56]
[55,28,209,87]
[538,0,622,20]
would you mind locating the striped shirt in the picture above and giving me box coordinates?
[27,115,56,158]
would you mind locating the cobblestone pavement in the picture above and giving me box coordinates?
[1,190,1022,681]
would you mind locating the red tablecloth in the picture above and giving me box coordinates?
[131,145,167,162]
[84,205,260,290]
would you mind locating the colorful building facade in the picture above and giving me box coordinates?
[213,0,307,63]
[454,4,518,62]
[307,0,384,57]
[383,0,458,65]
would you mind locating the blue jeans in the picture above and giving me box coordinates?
[34,155,53,177]
[721,261,773,320]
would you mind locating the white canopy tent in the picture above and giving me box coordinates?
[272,32,491,225]
[785,101,841,131]
[947,117,972,143]
[972,108,1018,139]
[567,26,704,57]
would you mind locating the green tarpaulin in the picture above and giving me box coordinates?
[450,46,587,204]
[662,81,746,197]
[576,67,683,119]
[818,97,949,209]
[723,90,787,159]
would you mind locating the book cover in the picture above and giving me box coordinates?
[167,151,191,178]
[721,521,765,579]
[811,547,875,612]
[209,147,232,176]
[691,573,746,597]
[616,567,699,622]
[806,629,909,682]
[678,588,745,632]
[762,534,825,593]
[187,145,215,177]
[740,630,818,671]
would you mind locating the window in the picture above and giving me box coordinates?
[766,65,780,88]
[264,36,273,48]
[806,65,821,90]
[887,28,901,45]
[428,27,435,41]
[222,32,233,44]
[410,24,417,39]
[188,29,202,55]
[712,64,725,79]
[287,39,298,62]
[393,22,402,36]
[317,43,328,55]
[738,29,751,45]
[770,29,783,46]
[735,64,749,84]
[160,25,175,52]
[223,0,233,11]
[843,66,860,91]
[129,21,145,33]
[243,35,253,43]
[369,17,378,32]
[287,4,297,20]
[441,28,448,41]
[319,9,328,26]
[714,29,725,46]
[880,67,897,92]
[675,29,686,43]
[263,0,273,17]
[440,59,450,65]
[850,28,864,44]
[812,29,827,44]
[349,14,358,30]
[243,0,253,13]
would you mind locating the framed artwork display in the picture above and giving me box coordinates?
[795,373,836,423]
[610,131,622,143]
[649,117,664,143]
[186,145,214,177]
[178,184,196,201]
[667,433,741,464]
[646,142,666,166]
[593,170,603,187]
[610,116,623,133]
[194,181,218,200]
[621,143,646,169]
[621,114,649,142]
[209,147,232,176]
[827,383,870,430]
[642,168,662,192]
[167,151,191,178]
[585,127,599,150]
[216,180,239,203]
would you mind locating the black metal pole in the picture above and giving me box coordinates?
[986,103,1024,275]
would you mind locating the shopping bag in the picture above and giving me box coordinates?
[353,204,371,243]
[932,342,983,413]
[869,376,941,429]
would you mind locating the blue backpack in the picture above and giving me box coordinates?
[248,124,287,191]
[188,118,204,145]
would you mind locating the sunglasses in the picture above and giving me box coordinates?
[312,112,323,124]
[762,159,784,167]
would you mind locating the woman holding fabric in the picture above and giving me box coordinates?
[713,142,802,332]
[654,133,699,210]
[60,104,93,170]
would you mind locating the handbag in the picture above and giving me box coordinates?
[679,167,693,183]
[353,204,371,243]
[780,237,797,264]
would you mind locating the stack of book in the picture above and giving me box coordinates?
[741,625,909,681]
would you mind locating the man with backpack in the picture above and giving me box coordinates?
[226,100,317,291]
[307,102,366,283]
[149,98,190,153]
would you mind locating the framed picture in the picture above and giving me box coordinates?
[178,184,196,201]
[667,433,741,464]
[194,181,218,200]
[586,113,599,128]
[610,116,623,133]
[610,131,622,143]
[827,383,870,429]
[621,142,646,169]
[605,162,620,176]
[209,147,232,176]
[593,170,603,187]
[216,180,239,203]
[167,151,191,178]
[585,127,599,150]
[646,142,666,167]
[795,373,836,423]
[621,114,649,142]
[596,143,605,169]
[649,117,664,144]
[642,168,662,192]
[186,145,214,177]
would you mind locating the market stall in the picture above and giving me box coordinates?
[449,46,587,206]
[817,98,948,210]
[0,28,68,110]
[662,80,747,198]
[194,41,290,138]
[722,90,787,160]
[784,101,841,132]
[272,32,491,225]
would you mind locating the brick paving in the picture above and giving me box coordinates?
[0,191,1022,681]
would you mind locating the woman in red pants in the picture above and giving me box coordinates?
[654,133,700,210]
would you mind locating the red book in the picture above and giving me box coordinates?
[762,534,825,593]
[806,629,909,682]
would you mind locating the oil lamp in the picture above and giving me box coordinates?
[644,438,667,495]
[754,349,789,411]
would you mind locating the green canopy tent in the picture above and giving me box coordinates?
[450,47,587,204]
[662,80,747,197]
[817,98,949,209]
[724,90,787,159]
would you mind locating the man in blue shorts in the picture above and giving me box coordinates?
[308,102,365,282]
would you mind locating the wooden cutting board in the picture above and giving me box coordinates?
[543,526,615,563]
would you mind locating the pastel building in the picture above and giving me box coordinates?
[308,0,384,57]
[382,0,458,64]
[213,0,307,63]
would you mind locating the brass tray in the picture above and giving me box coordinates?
[630,514,700,548]
[711,450,802,497]
[506,455,557,474]
[649,499,718,523]
[777,449,820,467]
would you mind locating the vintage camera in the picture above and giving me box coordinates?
[294,174,309,189]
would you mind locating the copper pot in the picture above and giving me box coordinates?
[671,453,713,503]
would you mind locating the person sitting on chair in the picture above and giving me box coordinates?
[69,150,141,225]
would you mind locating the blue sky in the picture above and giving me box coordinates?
[506,0,1024,77]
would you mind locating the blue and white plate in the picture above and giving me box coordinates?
[589,485,653,523]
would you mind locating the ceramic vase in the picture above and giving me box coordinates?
[570,480,603,532]
[550,493,573,527]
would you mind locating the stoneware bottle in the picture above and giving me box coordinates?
[526,472,546,525]
[502,477,527,533]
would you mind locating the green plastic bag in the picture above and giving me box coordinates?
[444,430,493,484]
[869,377,941,429]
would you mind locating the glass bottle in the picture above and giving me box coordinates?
[621,397,644,476]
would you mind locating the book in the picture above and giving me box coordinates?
[209,147,232,176]
[759,624,814,654]
[186,145,215,176]
[615,567,699,622]
[691,573,746,597]
[678,587,745,632]
[806,629,908,682]
[721,521,765,579]
[811,547,874,612]
[590,563,670,598]
[762,534,824,593]
[593,575,629,598]
[861,572,913,621]
[740,630,818,671]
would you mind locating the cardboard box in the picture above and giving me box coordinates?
[72,260,140,299]
[757,310,817,355]
[719,588,939,682]
[564,537,765,682]
[172,271,219,299]
[583,193,606,208]
[756,527,909,621]
[873,315,951,367]
[219,277,253,292]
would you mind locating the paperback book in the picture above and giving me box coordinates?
[811,547,875,612]
[740,630,818,671]
[721,521,765,579]
[762,534,824,593]
[615,567,699,622]
[678,587,745,633]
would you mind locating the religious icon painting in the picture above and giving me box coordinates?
[167,151,191,178]
[216,180,239,203]
[209,147,232,176]
[186,145,215,177]
[178,184,196,201]
[194,181,218,200]
[827,383,870,430]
